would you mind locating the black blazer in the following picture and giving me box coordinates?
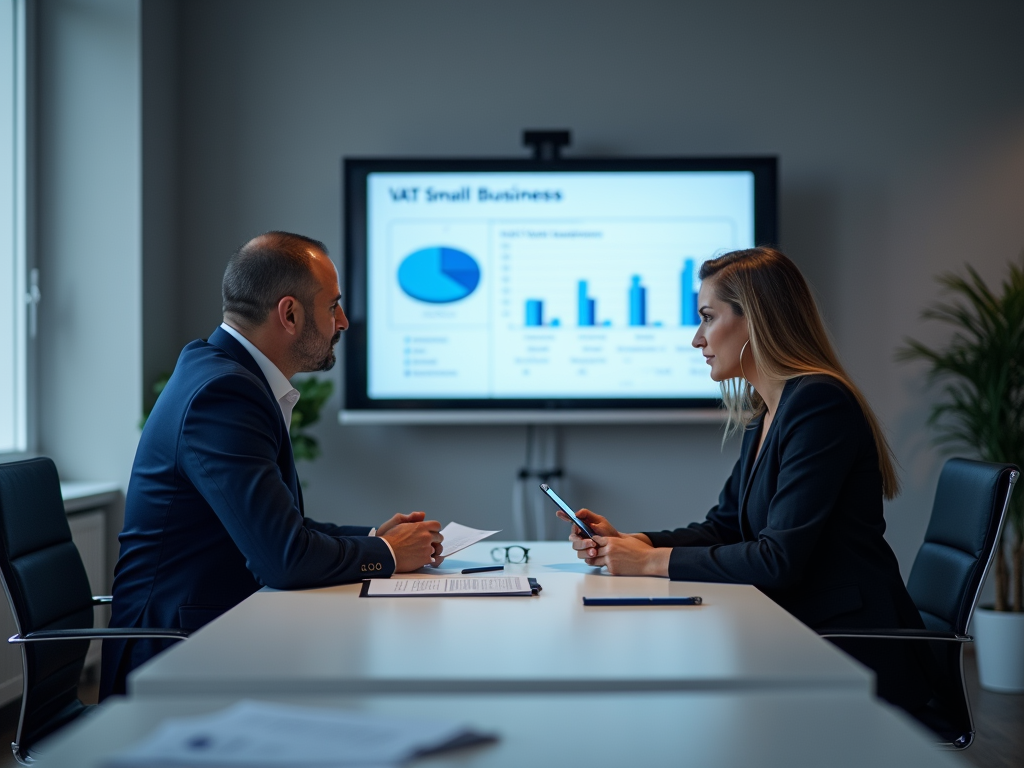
[100,328,394,699]
[645,375,930,708]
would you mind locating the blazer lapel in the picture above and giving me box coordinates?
[207,326,303,511]
[737,378,801,538]
[738,419,763,539]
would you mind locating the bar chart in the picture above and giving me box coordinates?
[518,259,702,330]
[490,215,723,397]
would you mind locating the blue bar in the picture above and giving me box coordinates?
[578,281,594,326]
[682,259,698,325]
[629,275,646,326]
[587,298,596,326]
[525,299,543,327]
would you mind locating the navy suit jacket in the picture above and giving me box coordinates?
[100,327,394,698]
[645,375,931,708]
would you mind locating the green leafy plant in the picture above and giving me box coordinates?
[898,258,1024,612]
[289,376,334,462]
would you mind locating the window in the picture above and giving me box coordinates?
[0,0,26,455]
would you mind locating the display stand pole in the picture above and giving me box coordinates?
[509,129,575,540]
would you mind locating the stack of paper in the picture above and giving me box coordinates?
[104,700,495,767]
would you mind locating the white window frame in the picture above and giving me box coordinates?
[0,0,30,460]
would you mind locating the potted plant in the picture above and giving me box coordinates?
[899,258,1024,692]
[289,376,334,462]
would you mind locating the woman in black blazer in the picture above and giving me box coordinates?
[565,247,931,711]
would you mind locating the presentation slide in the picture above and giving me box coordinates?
[365,171,755,400]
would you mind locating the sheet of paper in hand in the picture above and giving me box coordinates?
[435,522,501,557]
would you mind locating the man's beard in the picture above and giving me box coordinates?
[293,320,341,372]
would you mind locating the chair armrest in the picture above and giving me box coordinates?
[818,628,972,643]
[91,595,113,605]
[8,628,189,644]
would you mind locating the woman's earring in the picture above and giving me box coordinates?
[739,340,750,381]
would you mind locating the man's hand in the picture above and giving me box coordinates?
[380,515,443,572]
[376,511,424,537]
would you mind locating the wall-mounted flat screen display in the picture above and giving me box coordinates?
[343,158,777,424]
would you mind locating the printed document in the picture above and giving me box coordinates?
[103,699,494,767]
[364,575,534,597]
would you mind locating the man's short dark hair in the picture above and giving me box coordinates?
[222,231,328,326]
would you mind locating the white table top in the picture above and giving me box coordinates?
[34,690,965,768]
[129,541,873,698]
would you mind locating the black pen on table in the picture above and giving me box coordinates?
[462,565,504,574]
[582,596,702,606]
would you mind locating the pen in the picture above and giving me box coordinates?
[462,565,504,574]
[582,596,702,606]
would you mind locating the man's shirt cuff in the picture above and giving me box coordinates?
[369,528,397,567]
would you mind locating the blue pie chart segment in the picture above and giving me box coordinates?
[398,247,481,303]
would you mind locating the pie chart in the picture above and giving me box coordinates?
[397,246,481,303]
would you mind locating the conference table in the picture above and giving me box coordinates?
[128,541,874,697]
[33,540,968,767]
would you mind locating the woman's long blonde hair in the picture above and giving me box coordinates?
[701,247,900,499]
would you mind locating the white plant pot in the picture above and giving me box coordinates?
[974,606,1024,693]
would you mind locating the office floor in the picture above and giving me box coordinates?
[0,671,99,767]
[0,653,1019,766]
[960,647,1024,768]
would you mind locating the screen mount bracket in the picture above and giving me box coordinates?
[523,129,571,161]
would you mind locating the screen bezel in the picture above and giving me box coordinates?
[342,156,778,417]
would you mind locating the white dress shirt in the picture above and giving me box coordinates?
[219,323,396,565]
[219,323,299,427]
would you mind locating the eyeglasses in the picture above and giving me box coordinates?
[491,545,530,564]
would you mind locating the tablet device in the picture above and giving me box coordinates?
[539,483,597,539]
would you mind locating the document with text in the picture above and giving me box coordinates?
[362,575,535,597]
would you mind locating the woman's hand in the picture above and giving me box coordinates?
[558,507,620,540]
[561,507,620,558]
[561,509,666,576]
[583,535,671,576]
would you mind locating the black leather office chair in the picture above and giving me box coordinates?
[820,457,1019,750]
[0,458,189,764]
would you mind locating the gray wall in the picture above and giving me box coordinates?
[141,0,180,412]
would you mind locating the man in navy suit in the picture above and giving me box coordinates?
[100,232,443,698]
